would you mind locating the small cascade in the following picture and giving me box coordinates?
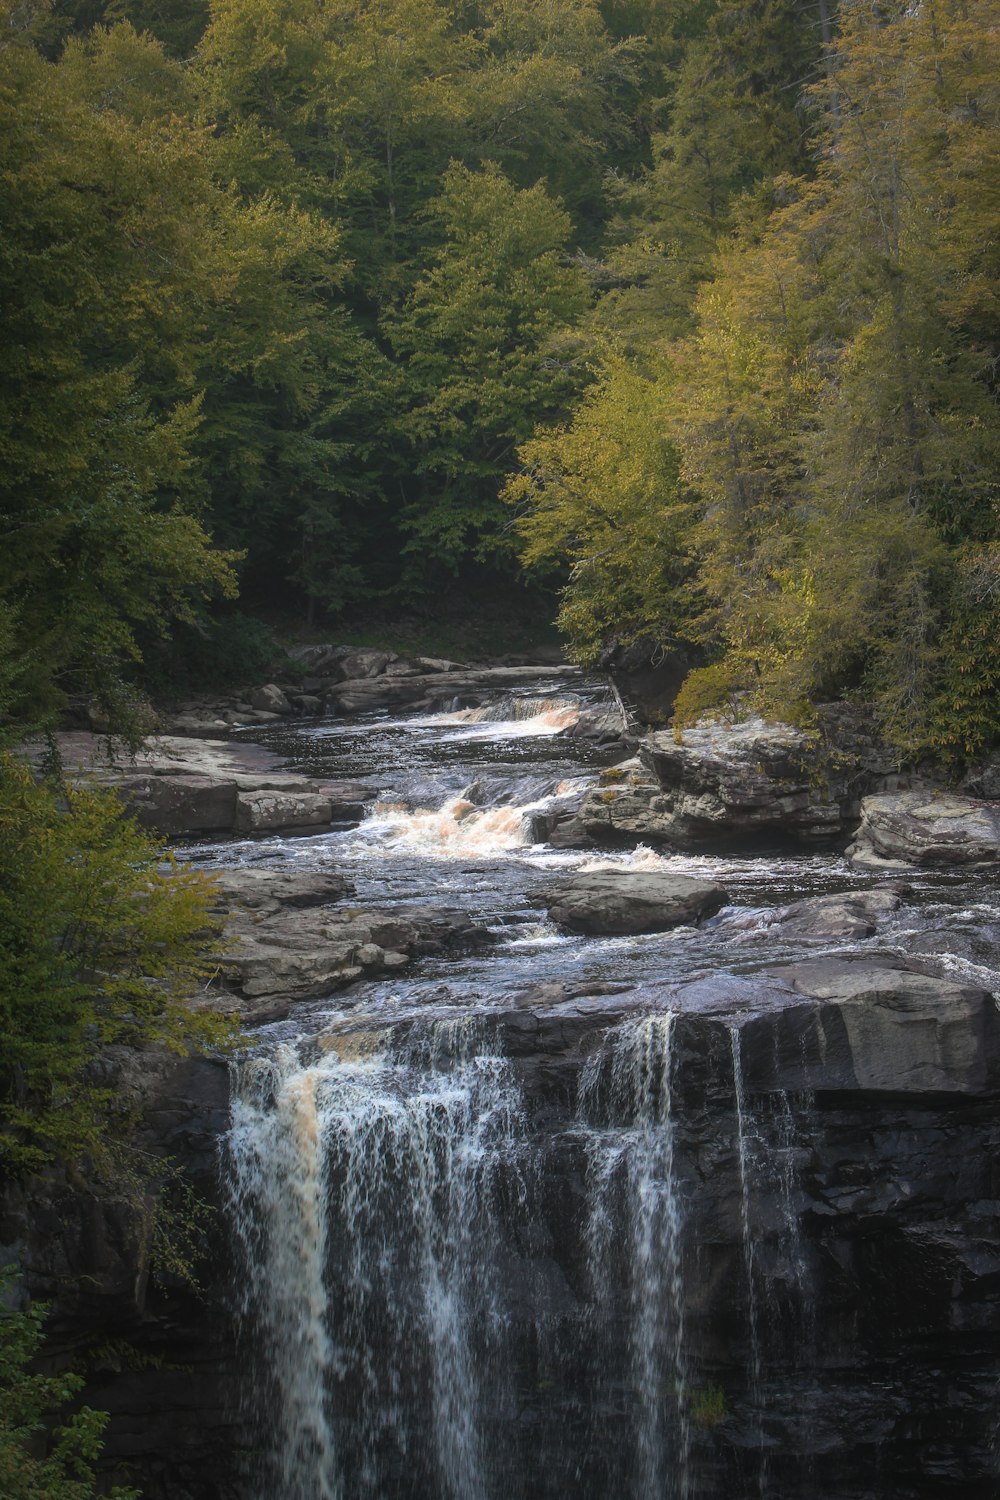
[727,1027,822,1495]
[226,1022,529,1500]
[364,794,536,854]
[730,1028,765,1479]
[354,770,591,859]
[442,695,581,733]
[578,1012,691,1500]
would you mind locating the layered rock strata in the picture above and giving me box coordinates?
[37,731,375,840]
[848,790,1000,869]
[206,868,489,1023]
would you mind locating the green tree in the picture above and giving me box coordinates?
[594,0,820,344]
[387,162,591,585]
[671,0,1000,749]
[0,757,229,1179]
[0,1281,138,1500]
[0,13,237,733]
[506,353,697,660]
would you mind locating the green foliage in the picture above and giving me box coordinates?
[137,611,285,699]
[689,1382,726,1430]
[0,756,232,1179]
[671,660,747,736]
[506,353,696,661]
[0,1276,139,1500]
[3,0,998,759]
[665,0,1000,752]
[388,162,591,585]
[0,14,239,734]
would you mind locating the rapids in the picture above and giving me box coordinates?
[198,677,1000,1499]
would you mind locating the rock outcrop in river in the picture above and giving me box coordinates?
[848,790,1000,868]
[207,868,489,1022]
[558,711,898,850]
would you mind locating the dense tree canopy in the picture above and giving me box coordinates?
[0,0,998,751]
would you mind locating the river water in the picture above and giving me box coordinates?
[192,675,1000,1499]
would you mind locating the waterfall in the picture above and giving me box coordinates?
[578,1012,691,1500]
[224,1008,825,1500]
[441,695,581,731]
[225,1022,528,1500]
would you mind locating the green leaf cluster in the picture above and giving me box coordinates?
[0,755,231,1179]
[0,1276,139,1500]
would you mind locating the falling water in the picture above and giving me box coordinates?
[226,1021,528,1500]
[442,695,582,732]
[579,1012,691,1500]
[730,1029,762,1398]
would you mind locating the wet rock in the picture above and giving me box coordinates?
[539,869,727,934]
[114,773,239,838]
[329,663,580,715]
[563,760,675,846]
[848,791,1000,868]
[763,886,907,940]
[28,732,376,839]
[565,703,626,745]
[212,868,353,910]
[234,789,335,833]
[561,707,906,852]
[208,876,490,1021]
[635,716,867,847]
[291,692,323,712]
[763,954,1000,1096]
[248,683,291,713]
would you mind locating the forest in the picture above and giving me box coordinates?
[0,0,996,759]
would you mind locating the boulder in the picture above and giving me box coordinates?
[248,683,291,713]
[762,885,906,939]
[286,643,351,674]
[234,789,335,833]
[115,773,238,837]
[415,657,460,673]
[562,705,907,851]
[597,636,694,724]
[634,716,867,847]
[538,869,727,934]
[768,954,1000,1095]
[212,868,353,910]
[559,760,675,847]
[206,873,491,1021]
[565,703,627,745]
[960,750,1000,800]
[337,647,396,680]
[383,660,424,677]
[847,791,1000,868]
[28,732,376,839]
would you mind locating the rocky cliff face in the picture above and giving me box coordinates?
[7,957,999,1499]
[230,955,1000,1500]
[0,1050,244,1500]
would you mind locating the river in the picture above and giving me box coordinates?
[185,674,1000,1500]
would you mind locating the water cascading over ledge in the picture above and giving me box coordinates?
[224,963,1000,1500]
